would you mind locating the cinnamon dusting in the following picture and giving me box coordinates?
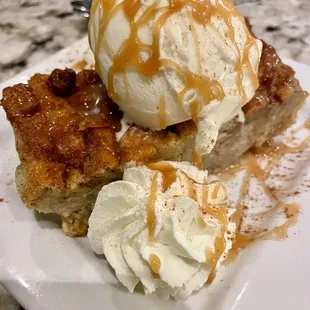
[221,132,309,265]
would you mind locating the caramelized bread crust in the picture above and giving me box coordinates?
[1,42,306,236]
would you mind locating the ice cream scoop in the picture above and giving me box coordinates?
[88,0,262,156]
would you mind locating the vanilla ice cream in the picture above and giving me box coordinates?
[89,0,262,156]
[88,161,236,299]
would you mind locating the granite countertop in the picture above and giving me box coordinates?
[0,0,309,309]
[0,0,88,83]
[0,0,310,83]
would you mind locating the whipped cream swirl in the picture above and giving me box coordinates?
[88,161,235,299]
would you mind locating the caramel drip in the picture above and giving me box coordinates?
[91,0,258,116]
[149,253,161,278]
[263,203,301,241]
[147,162,177,192]
[225,203,301,265]
[162,171,177,192]
[178,171,198,201]
[147,161,175,172]
[223,168,251,264]
[258,136,310,178]
[204,205,228,283]
[147,172,158,240]
[304,118,310,130]
[206,269,216,285]
[197,211,207,228]
[211,182,222,200]
[187,178,198,201]
[159,96,167,129]
[290,116,310,141]
[221,0,260,103]
[223,233,253,265]
[88,0,99,49]
[192,151,203,170]
[202,177,229,284]
[162,58,224,107]
[223,135,309,265]
[218,164,243,182]
[92,0,122,75]
[72,60,87,71]
[190,100,202,125]
[202,182,209,205]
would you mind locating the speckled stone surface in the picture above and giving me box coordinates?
[237,0,310,65]
[0,0,309,83]
[0,0,87,83]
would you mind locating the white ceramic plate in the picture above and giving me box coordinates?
[1,37,310,310]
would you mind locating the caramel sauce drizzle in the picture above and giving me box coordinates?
[198,182,208,227]
[198,211,207,228]
[211,182,222,200]
[201,177,229,283]
[147,162,177,192]
[256,135,310,178]
[90,0,259,120]
[202,180,209,205]
[192,151,203,170]
[159,96,167,129]
[149,253,161,278]
[304,119,310,130]
[187,177,198,201]
[91,0,261,171]
[221,133,309,265]
[147,172,159,240]
[204,206,228,283]
[72,60,88,71]
[190,100,202,125]
[263,203,300,241]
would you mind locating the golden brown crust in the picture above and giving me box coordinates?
[243,42,297,114]
[1,41,306,236]
[84,127,120,177]
[119,126,188,164]
[3,70,122,173]
[16,160,66,207]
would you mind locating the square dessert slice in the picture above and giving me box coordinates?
[1,42,307,236]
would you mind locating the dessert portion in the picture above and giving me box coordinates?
[88,161,235,299]
[1,0,307,238]
[202,42,307,171]
[89,0,263,156]
[0,0,307,301]
[1,40,306,237]
[0,0,308,300]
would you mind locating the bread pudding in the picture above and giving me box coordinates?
[1,41,306,236]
